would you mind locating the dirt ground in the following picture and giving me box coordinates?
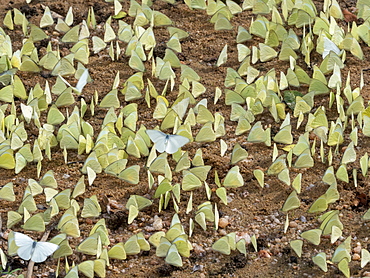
[0,0,370,277]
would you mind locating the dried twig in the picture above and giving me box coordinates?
[0,214,2,235]
[25,230,51,278]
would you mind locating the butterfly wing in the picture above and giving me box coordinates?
[323,37,340,58]
[57,74,72,88]
[76,69,89,93]
[14,232,35,261]
[146,130,167,152]
[31,242,59,263]
[146,130,167,143]
[165,135,189,154]
[154,139,167,153]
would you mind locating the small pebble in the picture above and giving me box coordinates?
[218,217,229,228]
[289,221,298,228]
[192,264,204,272]
[2,230,9,239]
[219,229,227,236]
[270,246,280,255]
[354,245,362,254]
[37,204,46,209]
[363,271,370,277]
[152,215,163,230]
[352,253,361,261]
[307,184,315,190]
[258,250,271,258]
[192,243,205,254]
[85,218,93,225]
[237,232,251,244]
[300,216,307,223]
[145,226,155,232]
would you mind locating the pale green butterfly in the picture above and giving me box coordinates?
[230,143,248,164]
[301,229,322,245]
[212,236,231,255]
[108,243,127,260]
[216,44,228,67]
[290,240,303,257]
[0,182,15,201]
[77,233,102,256]
[281,190,300,212]
[223,166,244,188]
[312,252,327,272]
[124,234,141,256]
[361,249,370,268]
[81,195,101,218]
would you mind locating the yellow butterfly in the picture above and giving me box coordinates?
[230,143,248,164]
[81,195,101,218]
[312,252,328,272]
[0,182,15,201]
[301,229,322,245]
[281,190,300,212]
[223,166,244,188]
[78,233,102,256]
[290,239,303,257]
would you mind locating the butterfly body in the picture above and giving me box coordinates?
[14,232,59,263]
[146,130,189,154]
[159,135,171,152]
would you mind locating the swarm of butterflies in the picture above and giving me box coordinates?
[0,0,370,277]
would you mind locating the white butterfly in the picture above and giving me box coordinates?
[146,130,189,154]
[322,37,340,59]
[14,232,59,263]
[58,68,89,94]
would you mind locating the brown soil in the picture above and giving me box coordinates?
[0,0,370,277]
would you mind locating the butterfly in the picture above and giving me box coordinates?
[146,130,189,154]
[312,252,327,272]
[322,37,340,59]
[58,68,89,94]
[13,232,59,263]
